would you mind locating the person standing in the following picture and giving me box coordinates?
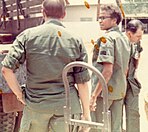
[1,0,91,132]
[124,19,144,132]
[90,4,131,132]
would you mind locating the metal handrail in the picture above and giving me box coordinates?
[62,61,111,132]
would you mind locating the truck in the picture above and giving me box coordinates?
[0,0,43,131]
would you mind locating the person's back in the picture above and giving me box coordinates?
[25,22,84,89]
[18,18,88,114]
[1,0,91,131]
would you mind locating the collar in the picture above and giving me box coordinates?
[106,26,119,33]
[44,19,65,28]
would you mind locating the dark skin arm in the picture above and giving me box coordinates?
[90,62,113,111]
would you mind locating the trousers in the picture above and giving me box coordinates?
[124,88,140,132]
[90,97,123,132]
[20,106,80,132]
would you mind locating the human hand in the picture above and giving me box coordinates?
[89,96,97,111]
[17,93,26,105]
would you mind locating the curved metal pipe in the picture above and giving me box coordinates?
[62,61,111,132]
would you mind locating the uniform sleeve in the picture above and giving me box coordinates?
[73,38,90,83]
[1,31,27,70]
[97,37,114,64]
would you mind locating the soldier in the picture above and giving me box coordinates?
[1,0,91,132]
[90,4,131,132]
[124,19,144,132]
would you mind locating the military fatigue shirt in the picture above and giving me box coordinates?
[2,19,90,114]
[91,26,130,100]
[127,42,143,96]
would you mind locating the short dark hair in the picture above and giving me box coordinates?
[100,4,122,25]
[42,0,66,19]
[126,19,145,33]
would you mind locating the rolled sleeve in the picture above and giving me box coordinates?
[2,44,25,70]
[73,39,90,83]
[97,55,114,64]
[1,32,26,69]
[1,54,19,69]
[73,69,90,83]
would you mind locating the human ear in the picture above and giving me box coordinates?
[41,8,47,20]
[113,18,117,25]
[127,31,133,40]
[61,11,66,19]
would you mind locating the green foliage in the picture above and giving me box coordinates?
[123,3,148,14]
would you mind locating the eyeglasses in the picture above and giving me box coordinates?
[97,16,111,21]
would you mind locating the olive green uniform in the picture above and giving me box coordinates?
[91,26,130,132]
[125,42,143,132]
[2,19,90,132]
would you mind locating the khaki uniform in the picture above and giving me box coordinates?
[125,42,143,132]
[91,26,130,132]
[2,19,90,132]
